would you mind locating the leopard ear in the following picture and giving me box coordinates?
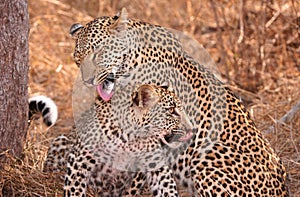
[110,8,128,33]
[70,23,83,39]
[133,84,160,110]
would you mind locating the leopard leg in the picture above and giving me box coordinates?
[123,172,147,196]
[44,132,75,173]
[147,165,180,197]
[64,143,96,197]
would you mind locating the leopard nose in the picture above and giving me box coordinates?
[106,73,115,83]
[181,112,194,130]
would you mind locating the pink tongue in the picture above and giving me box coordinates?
[96,84,114,101]
[179,131,193,142]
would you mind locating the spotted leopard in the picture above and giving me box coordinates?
[47,8,288,197]
[45,84,193,196]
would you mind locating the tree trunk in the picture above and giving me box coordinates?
[0,0,29,162]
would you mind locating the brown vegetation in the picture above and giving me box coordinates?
[1,0,299,196]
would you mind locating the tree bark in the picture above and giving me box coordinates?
[0,0,29,161]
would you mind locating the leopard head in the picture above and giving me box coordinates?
[131,84,194,148]
[70,8,131,101]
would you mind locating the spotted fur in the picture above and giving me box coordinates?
[47,9,288,197]
[45,84,193,196]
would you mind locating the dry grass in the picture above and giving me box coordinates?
[1,0,299,196]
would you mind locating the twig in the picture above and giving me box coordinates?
[266,101,300,133]
[280,102,300,123]
[209,0,228,80]
[237,0,244,44]
[265,3,290,28]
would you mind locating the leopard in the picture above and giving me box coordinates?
[48,8,288,196]
[45,83,194,196]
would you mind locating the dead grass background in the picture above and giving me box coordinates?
[1,0,299,196]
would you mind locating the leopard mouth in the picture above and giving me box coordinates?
[96,73,116,101]
[161,131,194,149]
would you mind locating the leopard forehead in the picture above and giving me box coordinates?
[131,85,182,126]
[72,16,116,66]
